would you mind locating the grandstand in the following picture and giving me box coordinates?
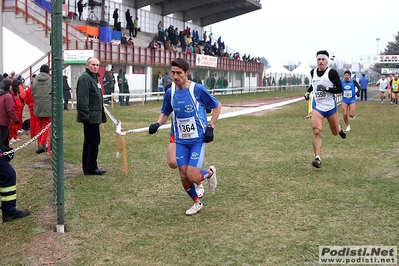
[1,0,263,97]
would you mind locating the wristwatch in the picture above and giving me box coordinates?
[208,123,215,129]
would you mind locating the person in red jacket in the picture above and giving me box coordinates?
[24,74,37,139]
[8,80,23,144]
[0,79,19,150]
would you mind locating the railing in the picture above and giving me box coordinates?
[3,0,85,42]
[65,39,264,72]
[19,39,264,86]
[19,52,52,85]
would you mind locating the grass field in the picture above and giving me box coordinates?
[1,88,398,265]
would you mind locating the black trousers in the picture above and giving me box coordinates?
[119,95,130,105]
[82,123,101,174]
[0,156,17,216]
[0,126,10,151]
[361,89,367,100]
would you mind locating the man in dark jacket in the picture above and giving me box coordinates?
[0,80,30,222]
[112,8,118,27]
[77,0,85,21]
[117,69,130,106]
[76,57,107,175]
[102,70,115,104]
[32,64,51,154]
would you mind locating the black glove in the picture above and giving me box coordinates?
[205,108,212,113]
[304,92,310,100]
[356,91,360,97]
[4,148,14,162]
[149,122,160,134]
[204,127,214,143]
[317,84,328,91]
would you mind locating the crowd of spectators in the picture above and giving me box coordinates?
[0,71,28,145]
[137,22,262,63]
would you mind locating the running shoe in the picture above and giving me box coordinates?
[346,125,351,132]
[185,202,203,216]
[195,183,204,198]
[208,166,217,193]
[339,128,346,139]
[312,157,321,168]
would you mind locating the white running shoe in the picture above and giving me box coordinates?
[346,125,351,132]
[195,183,204,198]
[17,129,25,134]
[9,138,17,144]
[350,116,355,120]
[208,166,217,193]
[185,202,203,216]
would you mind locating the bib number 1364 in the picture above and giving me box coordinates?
[177,117,199,139]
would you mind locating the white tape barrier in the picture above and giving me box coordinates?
[103,106,118,125]
[106,97,304,136]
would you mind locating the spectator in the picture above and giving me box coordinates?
[121,33,128,45]
[77,0,85,21]
[32,64,52,154]
[127,16,134,37]
[112,8,118,27]
[76,57,107,175]
[0,82,30,222]
[9,80,23,144]
[0,79,18,149]
[210,75,216,90]
[157,72,163,101]
[113,21,122,32]
[125,9,131,29]
[165,39,171,51]
[223,76,228,88]
[358,73,370,101]
[194,44,201,54]
[24,74,37,138]
[102,70,116,104]
[148,37,160,49]
[117,69,130,106]
[63,75,71,111]
[133,17,139,37]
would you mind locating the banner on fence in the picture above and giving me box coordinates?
[196,55,218,68]
[64,50,95,64]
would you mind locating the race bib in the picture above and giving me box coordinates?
[314,90,326,101]
[393,84,399,92]
[343,90,352,98]
[176,117,198,139]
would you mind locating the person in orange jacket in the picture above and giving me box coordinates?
[24,74,37,139]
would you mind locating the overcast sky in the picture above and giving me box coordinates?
[210,0,399,66]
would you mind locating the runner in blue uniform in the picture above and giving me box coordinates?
[341,70,361,132]
[149,58,222,215]
[165,83,207,198]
